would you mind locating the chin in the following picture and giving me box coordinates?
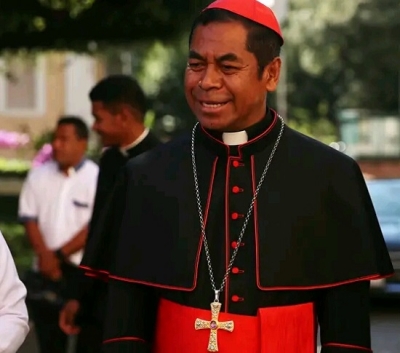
[100,137,113,147]
[197,116,236,132]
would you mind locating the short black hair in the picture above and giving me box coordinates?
[89,75,147,120]
[189,9,282,77]
[57,116,89,140]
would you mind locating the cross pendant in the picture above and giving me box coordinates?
[194,302,234,352]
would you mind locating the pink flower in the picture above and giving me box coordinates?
[0,130,30,149]
[32,143,53,168]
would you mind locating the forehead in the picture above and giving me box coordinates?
[190,21,249,56]
[55,124,76,137]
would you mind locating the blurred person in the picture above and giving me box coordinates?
[18,116,99,353]
[59,75,160,352]
[0,231,29,353]
[96,1,394,353]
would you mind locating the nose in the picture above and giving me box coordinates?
[199,64,222,91]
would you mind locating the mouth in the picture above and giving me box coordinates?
[199,101,229,109]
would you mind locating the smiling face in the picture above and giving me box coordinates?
[52,124,87,169]
[184,20,281,132]
[91,101,124,147]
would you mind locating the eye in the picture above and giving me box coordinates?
[187,61,203,71]
[222,65,237,71]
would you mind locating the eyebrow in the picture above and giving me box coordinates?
[189,50,241,63]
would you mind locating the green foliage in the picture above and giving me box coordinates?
[144,110,156,129]
[33,129,53,151]
[0,158,30,175]
[288,114,338,144]
[38,0,95,17]
[1,221,33,272]
[284,0,400,124]
[131,36,195,135]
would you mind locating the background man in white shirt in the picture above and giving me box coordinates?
[18,116,99,353]
[0,231,29,353]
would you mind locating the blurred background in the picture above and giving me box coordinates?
[0,0,399,352]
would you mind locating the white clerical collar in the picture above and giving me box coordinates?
[222,130,248,146]
[120,128,149,156]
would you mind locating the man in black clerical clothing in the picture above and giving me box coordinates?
[87,1,393,353]
[58,75,159,352]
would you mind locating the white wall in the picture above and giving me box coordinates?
[64,53,97,127]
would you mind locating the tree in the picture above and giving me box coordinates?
[284,0,400,124]
[0,0,211,51]
[336,0,400,112]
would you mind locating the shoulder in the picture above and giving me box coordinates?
[285,127,358,171]
[145,131,162,147]
[100,146,117,157]
[0,231,10,261]
[76,161,99,194]
[81,159,99,175]
[76,160,99,185]
[98,147,119,163]
[25,161,56,183]
[0,231,29,343]
[0,231,21,283]
[124,133,191,178]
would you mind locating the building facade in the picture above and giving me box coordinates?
[339,109,400,178]
[0,52,104,153]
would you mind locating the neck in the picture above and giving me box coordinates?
[221,110,269,146]
[203,107,273,146]
[58,157,84,175]
[119,125,146,149]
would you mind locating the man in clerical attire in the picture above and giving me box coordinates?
[85,1,393,353]
[58,75,160,352]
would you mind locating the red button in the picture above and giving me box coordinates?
[232,186,240,193]
[231,212,239,220]
[231,295,243,302]
[232,160,240,167]
[231,241,238,248]
[232,267,240,274]
[231,241,243,248]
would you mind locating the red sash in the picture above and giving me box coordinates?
[154,299,317,353]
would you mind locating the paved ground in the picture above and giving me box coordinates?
[19,300,400,353]
[368,299,400,353]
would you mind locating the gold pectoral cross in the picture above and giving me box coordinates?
[195,302,234,352]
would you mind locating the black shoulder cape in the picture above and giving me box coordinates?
[82,119,393,291]
[78,131,160,281]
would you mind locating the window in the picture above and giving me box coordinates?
[0,56,46,116]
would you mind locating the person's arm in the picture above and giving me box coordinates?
[0,233,30,353]
[58,225,89,258]
[18,173,45,254]
[23,220,47,256]
[317,281,372,352]
[102,279,159,353]
[19,176,60,279]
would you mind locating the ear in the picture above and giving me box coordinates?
[79,139,88,150]
[262,57,281,92]
[121,104,142,123]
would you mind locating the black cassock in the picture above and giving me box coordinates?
[83,109,393,353]
[72,131,160,327]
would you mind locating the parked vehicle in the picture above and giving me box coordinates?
[366,178,400,297]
